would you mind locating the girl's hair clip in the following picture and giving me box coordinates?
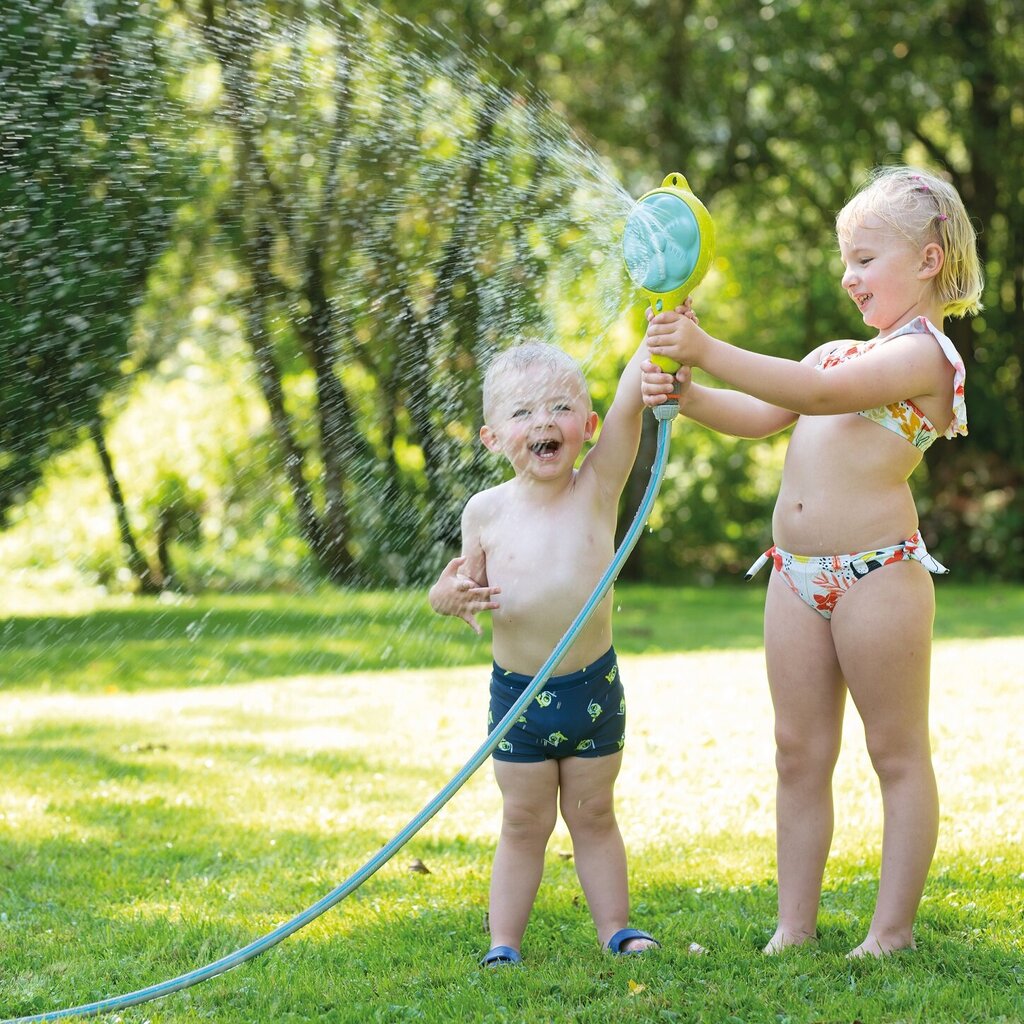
[938,213,948,221]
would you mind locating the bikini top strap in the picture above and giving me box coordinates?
[882,317,967,439]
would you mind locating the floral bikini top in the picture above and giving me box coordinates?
[817,316,967,451]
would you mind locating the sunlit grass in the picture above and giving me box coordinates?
[1,602,1022,1021]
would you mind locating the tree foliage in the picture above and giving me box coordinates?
[1,0,1020,588]
[0,1,192,512]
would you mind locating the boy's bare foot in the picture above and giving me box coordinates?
[620,935,658,952]
[605,928,660,954]
[612,934,704,954]
[763,927,817,954]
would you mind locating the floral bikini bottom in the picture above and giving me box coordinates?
[744,530,948,620]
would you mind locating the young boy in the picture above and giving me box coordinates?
[429,339,658,966]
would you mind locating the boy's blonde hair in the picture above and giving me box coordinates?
[482,341,590,422]
[836,166,984,318]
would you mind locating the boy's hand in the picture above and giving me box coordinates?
[428,556,500,635]
[641,361,692,406]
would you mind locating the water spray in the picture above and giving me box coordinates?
[3,173,714,1023]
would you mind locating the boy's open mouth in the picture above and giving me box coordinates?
[530,440,561,458]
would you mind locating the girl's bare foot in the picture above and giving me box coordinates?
[763,927,817,954]
[846,933,915,958]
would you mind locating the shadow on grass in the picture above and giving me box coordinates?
[1,583,1021,694]
[1,590,494,693]
[0,721,448,798]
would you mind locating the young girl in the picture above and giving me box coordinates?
[640,166,983,957]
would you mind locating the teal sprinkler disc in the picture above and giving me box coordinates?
[622,172,715,381]
[622,193,701,312]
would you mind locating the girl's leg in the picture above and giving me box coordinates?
[763,571,847,952]
[831,561,938,956]
[489,758,560,951]
[558,752,650,949]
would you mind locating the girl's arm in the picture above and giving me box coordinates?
[646,312,948,415]
[677,376,796,438]
[641,360,800,438]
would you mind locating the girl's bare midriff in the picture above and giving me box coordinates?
[773,413,925,554]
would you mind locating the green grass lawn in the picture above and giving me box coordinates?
[2,581,1022,691]
[1,584,1022,1022]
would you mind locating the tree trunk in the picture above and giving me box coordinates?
[90,417,160,594]
[204,7,356,583]
[296,43,364,583]
[155,505,180,592]
[407,91,505,550]
[300,242,358,583]
[244,221,328,569]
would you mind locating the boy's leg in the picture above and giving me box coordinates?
[489,758,560,951]
[557,751,650,949]
[763,571,846,952]
[831,561,938,956]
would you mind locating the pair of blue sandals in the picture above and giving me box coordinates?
[481,928,659,967]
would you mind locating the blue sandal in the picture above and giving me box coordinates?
[606,928,660,955]
[480,945,522,967]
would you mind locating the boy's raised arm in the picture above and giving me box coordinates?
[581,342,646,499]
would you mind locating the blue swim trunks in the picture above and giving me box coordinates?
[488,647,626,763]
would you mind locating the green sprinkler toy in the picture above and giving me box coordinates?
[622,171,715,376]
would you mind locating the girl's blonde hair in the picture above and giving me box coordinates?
[482,341,589,421]
[836,166,984,318]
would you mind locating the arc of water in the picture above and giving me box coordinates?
[4,404,679,1024]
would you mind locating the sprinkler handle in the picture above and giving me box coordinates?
[650,342,684,402]
[651,352,681,374]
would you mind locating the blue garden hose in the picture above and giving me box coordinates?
[3,402,679,1024]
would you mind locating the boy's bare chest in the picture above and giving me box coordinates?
[479,493,612,592]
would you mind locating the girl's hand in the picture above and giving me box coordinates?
[428,556,500,635]
[640,360,691,407]
[644,297,699,324]
[645,305,706,368]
